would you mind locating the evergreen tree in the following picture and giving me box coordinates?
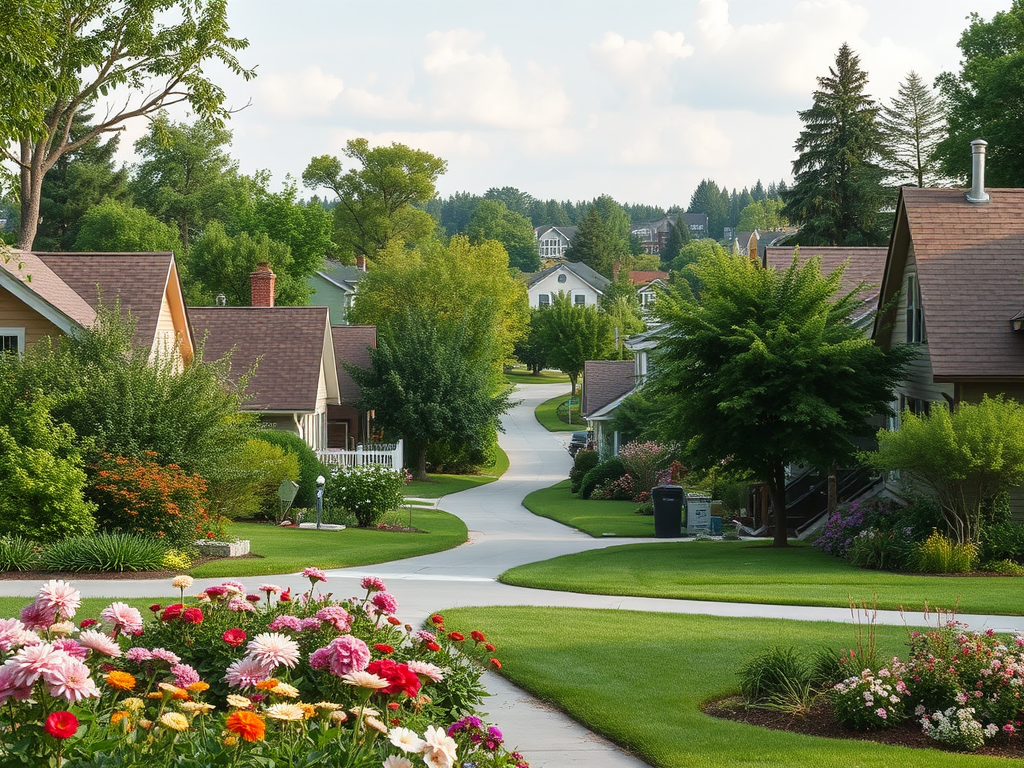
[439,191,482,235]
[751,180,767,202]
[782,43,891,246]
[688,179,729,239]
[880,71,946,187]
[659,212,691,268]
[564,207,618,279]
[484,186,534,218]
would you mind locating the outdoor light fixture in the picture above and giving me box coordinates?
[1012,310,1024,332]
[315,475,326,530]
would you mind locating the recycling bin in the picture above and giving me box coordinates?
[652,484,685,538]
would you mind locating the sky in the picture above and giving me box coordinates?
[110,0,1009,211]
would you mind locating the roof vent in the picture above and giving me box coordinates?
[966,139,990,204]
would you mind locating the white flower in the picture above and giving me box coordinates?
[171,575,194,590]
[421,725,458,768]
[382,757,414,768]
[389,727,426,753]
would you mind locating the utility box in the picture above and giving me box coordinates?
[652,484,685,538]
[686,493,712,533]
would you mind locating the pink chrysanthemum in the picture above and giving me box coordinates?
[36,580,81,621]
[228,597,256,612]
[300,617,322,631]
[371,592,399,615]
[246,633,300,669]
[224,656,274,689]
[43,654,100,703]
[20,601,56,630]
[0,665,33,705]
[268,615,303,632]
[315,606,352,633]
[100,602,144,635]
[415,630,437,644]
[150,648,181,665]
[406,660,444,682]
[4,642,61,688]
[171,663,200,688]
[302,567,327,583]
[258,584,282,594]
[309,635,370,677]
[0,619,32,652]
[221,580,246,595]
[361,576,387,592]
[125,647,153,663]
[52,639,89,660]
[77,630,121,658]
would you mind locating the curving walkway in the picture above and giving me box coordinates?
[4,382,1023,767]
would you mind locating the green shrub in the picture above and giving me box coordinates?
[569,450,599,493]
[846,527,915,571]
[206,438,299,520]
[255,429,327,509]
[323,464,406,527]
[911,530,978,573]
[981,519,1024,564]
[579,457,626,500]
[982,558,1024,576]
[617,440,670,496]
[40,532,172,572]
[739,646,811,705]
[0,535,40,571]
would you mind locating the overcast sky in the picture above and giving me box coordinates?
[115,0,1008,210]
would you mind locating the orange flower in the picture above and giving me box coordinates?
[255,679,279,691]
[187,681,210,693]
[106,671,137,691]
[110,711,131,727]
[226,710,266,742]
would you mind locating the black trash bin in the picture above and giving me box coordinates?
[652,484,685,537]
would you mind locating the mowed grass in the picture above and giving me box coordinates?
[441,606,1007,768]
[404,446,510,499]
[534,393,582,432]
[190,510,468,578]
[523,479,655,536]
[0,596,155,619]
[504,368,570,386]
[499,539,1024,615]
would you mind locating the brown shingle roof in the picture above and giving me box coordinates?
[1,249,96,327]
[331,325,376,403]
[764,246,888,306]
[629,270,669,285]
[35,252,174,349]
[189,307,330,411]
[892,187,1024,381]
[582,360,635,417]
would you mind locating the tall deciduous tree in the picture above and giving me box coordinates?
[302,139,447,262]
[484,186,534,218]
[782,44,891,247]
[649,250,913,547]
[538,292,614,396]
[935,2,1024,186]
[468,199,541,272]
[73,200,182,253]
[880,71,946,188]
[737,199,789,232]
[2,0,253,250]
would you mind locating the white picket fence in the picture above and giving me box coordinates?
[318,439,404,470]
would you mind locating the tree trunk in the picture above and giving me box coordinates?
[412,441,429,482]
[17,139,43,251]
[568,373,578,398]
[767,459,789,547]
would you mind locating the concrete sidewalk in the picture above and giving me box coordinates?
[3,382,1021,767]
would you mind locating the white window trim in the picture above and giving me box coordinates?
[0,327,25,357]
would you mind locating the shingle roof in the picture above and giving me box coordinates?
[582,360,635,418]
[331,325,376,403]
[1,249,96,328]
[317,260,366,289]
[189,307,331,411]
[629,270,669,285]
[765,246,887,307]
[525,261,611,291]
[878,187,1024,381]
[35,252,174,349]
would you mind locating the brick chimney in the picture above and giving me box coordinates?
[355,255,367,272]
[250,262,276,307]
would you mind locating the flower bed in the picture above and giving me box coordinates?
[0,571,528,767]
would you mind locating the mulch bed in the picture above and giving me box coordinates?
[703,696,1024,758]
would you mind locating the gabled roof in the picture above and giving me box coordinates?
[0,249,96,331]
[331,324,376,404]
[765,246,887,312]
[316,260,366,293]
[534,225,577,240]
[35,252,186,354]
[582,359,635,418]
[189,306,339,411]
[875,186,1024,382]
[629,270,669,286]
[524,261,611,292]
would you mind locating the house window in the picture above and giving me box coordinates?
[900,394,930,417]
[906,273,925,343]
[0,328,24,357]
[574,294,586,305]
[538,294,551,307]
[557,274,567,283]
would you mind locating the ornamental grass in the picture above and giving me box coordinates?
[0,575,526,768]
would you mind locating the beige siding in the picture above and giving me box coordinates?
[0,291,64,346]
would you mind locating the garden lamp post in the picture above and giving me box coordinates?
[316,475,326,530]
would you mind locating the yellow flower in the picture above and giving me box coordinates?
[270,682,300,698]
[122,697,145,711]
[187,681,210,693]
[171,575,194,590]
[255,678,280,691]
[106,671,137,692]
[313,701,341,711]
[226,694,252,709]
[159,712,190,732]
[265,703,305,721]
[223,736,239,747]
[179,702,215,715]
[110,711,131,728]
[158,682,189,700]
[300,703,317,719]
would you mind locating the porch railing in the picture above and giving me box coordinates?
[318,439,404,470]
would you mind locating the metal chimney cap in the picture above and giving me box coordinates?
[966,139,990,204]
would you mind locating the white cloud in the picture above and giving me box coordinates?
[328,129,492,161]
[256,66,345,118]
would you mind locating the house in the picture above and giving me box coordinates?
[581,359,636,457]
[628,270,669,312]
[308,256,367,325]
[632,214,709,254]
[524,261,610,309]
[534,225,577,261]
[731,229,795,261]
[0,249,193,366]
[328,324,377,449]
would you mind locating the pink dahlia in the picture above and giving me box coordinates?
[246,633,300,669]
[315,605,352,633]
[20,601,56,630]
[371,592,399,615]
[258,584,282,594]
[171,663,200,688]
[52,639,89,660]
[302,567,327,583]
[77,630,121,658]
[43,654,100,703]
[0,619,31,652]
[224,656,274,689]
[150,648,181,665]
[100,602,144,635]
[268,615,303,632]
[229,597,256,612]
[300,617,322,631]
[36,580,81,621]
[0,666,33,705]
[361,576,387,592]
[309,635,370,677]
[4,642,61,688]
[406,660,444,682]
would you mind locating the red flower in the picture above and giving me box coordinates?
[181,607,204,624]
[279,589,291,603]
[160,604,184,622]
[387,702,400,710]
[387,616,402,626]
[223,628,247,647]
[426,641,440,652]
[470,630,486,643]
[489,658,502,669]
[447,632,465,642]
[374,644,395,655]
[484,643,496,652]
[149,604,162,613]
[366,659,421,697]
[44,711,78,739]
[79,619,98,629]
[430,614,444,626]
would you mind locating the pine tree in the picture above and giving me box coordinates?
[879,71,946,187]
[688,179,729,239]
[564,207,616,278]
[782,44,891,246]
[659,212,691,267]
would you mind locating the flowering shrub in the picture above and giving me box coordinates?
[589,473,634,501]
[920,707,993,750]
[831,663,909,729]
[324,464,407,527]
[87,452,221,547]
[0,575,528,767]
[617,441,671,496]
[846,527,915,571]
[813,501,870,557]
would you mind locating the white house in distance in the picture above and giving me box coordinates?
[534,225,577,261]
[524,261,611,310]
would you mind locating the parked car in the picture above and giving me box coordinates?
[567,431,590,457]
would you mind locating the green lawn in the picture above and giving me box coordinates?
[189,509,468,578]
[403,446,510,499]
[0,596,155,620]
[504,368,570,386]
[441,606,1005,768]
[499,538,1024,615]
[523,479,655,536]
[534,393,584,432]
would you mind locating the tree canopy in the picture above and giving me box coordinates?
[73,200,182,253]
[564,207,619,279]
[468,199,540,272]
[782,44,891,247]
[536,292,614,396]
[880,71,946,188]
[1,0,254,250]
[302,139,447,262]
[648,250,914,546]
